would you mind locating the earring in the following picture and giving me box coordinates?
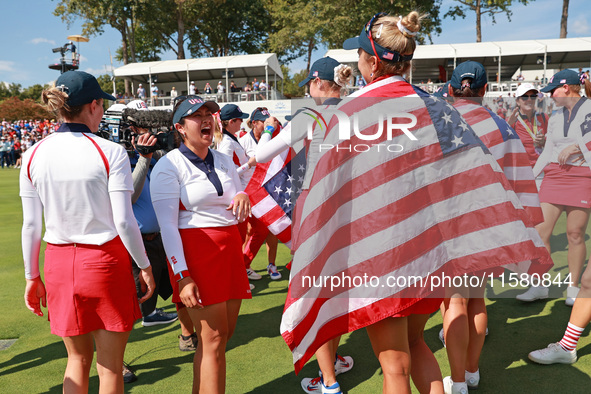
[370,73,373,77]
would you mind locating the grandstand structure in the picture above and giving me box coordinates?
[327,36,591,96]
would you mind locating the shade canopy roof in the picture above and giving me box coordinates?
[113,53,284,84]
[325,37,591,82]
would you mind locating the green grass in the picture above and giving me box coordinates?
[1,167,591,392]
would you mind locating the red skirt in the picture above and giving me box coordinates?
[539,163,591,208]
[172,226,252,306]
[44,236,141,337]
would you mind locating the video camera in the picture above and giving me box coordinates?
[98,104,176,155]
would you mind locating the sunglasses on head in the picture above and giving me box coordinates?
[364,12,388,64]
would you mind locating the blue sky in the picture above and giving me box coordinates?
[0,0,589,88]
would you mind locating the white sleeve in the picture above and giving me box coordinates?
[21,196,43,279]
[108,144,134,193]
[256,130,291,163]
[109,190,150,269]
[533,125,555,177]
[152,198,188,276]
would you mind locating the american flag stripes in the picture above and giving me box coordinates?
[453,99,544,225]
[280,76,550,373]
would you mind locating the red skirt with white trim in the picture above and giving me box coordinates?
[539,163,591,208]
[172,225,252,306]
[44,236,141,337]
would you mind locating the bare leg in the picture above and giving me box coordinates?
[187,301,238,394]
[177,305,195,337]
[93,329,131,394]
[265,234,278,266]
[62,333,94,394]
[466,287,487,373]
[569,261,591,328]
[408,313,443,394]
[443,290,469,383]
[535,202,564,253]
[316,337,340,387]
[564,206,590,287]
[366,317,411,394]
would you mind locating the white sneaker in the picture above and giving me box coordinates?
[565,286,579,307]
[319,354,354,377]
[528,342,577,365]
[246,268,262,280]
[249,283,255,291]
[267,264,282,280]
[301,377,322,393]
[465,369,480,389]
[443,376,468,394]
[516,285,549,302]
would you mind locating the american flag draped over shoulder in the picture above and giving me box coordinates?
[453,99,544,225]
[280,76,550,373]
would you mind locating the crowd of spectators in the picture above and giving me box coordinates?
[0,118,59,168]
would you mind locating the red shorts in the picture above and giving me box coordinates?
[539,163,591,208]
[44,236,141,337]
[171,226,252,306]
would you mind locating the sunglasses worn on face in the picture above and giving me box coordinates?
[520,95,538,100]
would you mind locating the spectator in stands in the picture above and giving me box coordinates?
[252,78,260,91]
[170,86,178,105]
[21,70,155,393]
[150,96,251,393]
[204,82,212,94]
[151,83,159,106]
[189,81,196,95]
[137,84,146,100]
[0,136,10,168]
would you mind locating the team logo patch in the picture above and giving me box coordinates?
[560,79,567,84]
[261,109,270,116]
[313,71,319,77]
[188,98,203,104]
[220,164,228,173]
[383,51,394,60]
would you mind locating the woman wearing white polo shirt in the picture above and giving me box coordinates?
[21,70,155,393]
[150,95,251,393]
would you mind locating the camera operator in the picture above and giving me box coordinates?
[118,101,197,381]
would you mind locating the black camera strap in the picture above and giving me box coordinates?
[179,143,223,196]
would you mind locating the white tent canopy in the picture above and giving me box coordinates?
[113,53,284,97]
[325,37,591,84]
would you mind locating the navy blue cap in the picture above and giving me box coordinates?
[55,70,116,106]
[541,69,580,93]
[450,61,488,90]
[343,20,413,63]
[172,96,220,124]
[220,104,249,121]
[432,82,450,98]
[299,57,341,87]
[250,107,270,122]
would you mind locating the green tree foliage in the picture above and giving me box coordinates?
[444,0,531,42]
[54,0,141,95]
[185,0,272,57]
[267,0,442,75]
[96,74,126,98]
[280,65,306,98]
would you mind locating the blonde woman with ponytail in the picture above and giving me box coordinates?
[21,71,154,393]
